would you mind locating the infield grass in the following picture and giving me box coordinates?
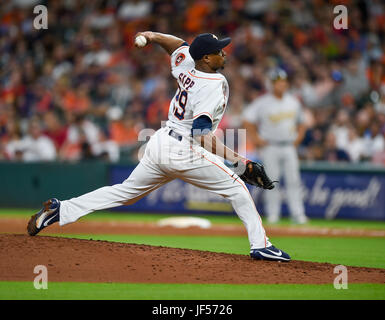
[1,282,384,300]
[1,208,385,229]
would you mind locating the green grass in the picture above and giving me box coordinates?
[0,208,241,224]
[48,234,385,269]
[1,209,384,300]
[1,281,384,300]
[1,208,385,229]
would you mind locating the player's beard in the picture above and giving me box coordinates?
[217,60,226,71]
[220,58,226,70]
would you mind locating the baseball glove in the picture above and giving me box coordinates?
[233,160,277,190]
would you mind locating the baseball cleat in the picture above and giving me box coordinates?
[27,198,60,236]
[292,216,309,225]
[250,245,291,262]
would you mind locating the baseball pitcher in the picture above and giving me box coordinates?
[27,32,291,262]
[243,68,308,224]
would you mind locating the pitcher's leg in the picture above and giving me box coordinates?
[261,146,282,223]
[227,183,271,249]
[181,148,270,249]
[59,159,171,225]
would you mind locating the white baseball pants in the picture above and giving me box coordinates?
[260,144,306,223]
[59,127,270,249]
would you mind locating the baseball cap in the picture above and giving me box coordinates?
[189,33,231,60]
[268,68,288,81]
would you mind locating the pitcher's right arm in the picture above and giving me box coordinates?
[134,31,186,55]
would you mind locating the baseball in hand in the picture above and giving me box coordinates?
[135,35,147,48]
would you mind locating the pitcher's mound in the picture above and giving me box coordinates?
[1,234,384,284]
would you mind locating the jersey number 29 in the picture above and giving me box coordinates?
[174,87,188,120]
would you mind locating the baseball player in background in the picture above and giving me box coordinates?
[27,32,291,262]
[243,69,309,225]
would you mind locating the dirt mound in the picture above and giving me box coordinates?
[1,234,384,284]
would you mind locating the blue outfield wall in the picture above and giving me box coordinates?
[110,163,385,221]
[0,161,384,220]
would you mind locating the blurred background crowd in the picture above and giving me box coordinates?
[0,0,385,164]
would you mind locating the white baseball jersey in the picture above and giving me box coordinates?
[242,93,304,143]
[166,45,229,136]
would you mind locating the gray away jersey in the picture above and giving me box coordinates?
[242,93,305,143]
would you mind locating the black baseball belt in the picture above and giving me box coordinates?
[168,129,183,142]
